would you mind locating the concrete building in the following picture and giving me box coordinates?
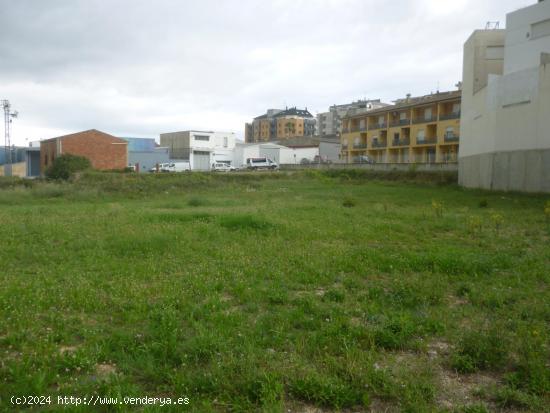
[316,100,389,137]
[40,129,128,173]
[275,135,342,163]
[459,0,550,192]
[0,146,40,177]
[233,142,320,167]
[246,107,316,143]
[160,130,237,171]
[340,91,461,164]
[121,137,170,173]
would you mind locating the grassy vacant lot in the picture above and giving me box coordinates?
[0,171,548,413]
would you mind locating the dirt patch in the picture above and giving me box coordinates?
[436,366,498,410]
[427,340,452,359]
[59,345,80,355]
[95,363,117,376]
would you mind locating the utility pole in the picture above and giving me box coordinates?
[2,100,18,177]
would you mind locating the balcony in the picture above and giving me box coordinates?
[392,139,410,147]
[444,134,460,143]
[390,119,411,127]
[371,141,387,149]
[342,128,350,134]
[439,112,461,121]
[412,116,438,124]
[352,143,368,150]
[368,123,387,130]
[416,137,438,145]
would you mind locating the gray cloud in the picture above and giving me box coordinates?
[0,0,533,144]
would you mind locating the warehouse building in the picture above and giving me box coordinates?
[40,129,128,174]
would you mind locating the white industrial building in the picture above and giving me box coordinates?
[459,0,550,192]
[233,143,320,168]
[159,130,237,171]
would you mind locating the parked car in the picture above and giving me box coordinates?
[354,155,375,164]
[212,162,237,172]
[150,162,191,172]
[313,155,332,164]
[244,157,278,170]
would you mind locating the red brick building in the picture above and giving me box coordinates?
[40,129,128,173]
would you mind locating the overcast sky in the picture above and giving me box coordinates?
[1,0,533,145]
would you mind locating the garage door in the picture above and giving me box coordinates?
[193,151,211,171]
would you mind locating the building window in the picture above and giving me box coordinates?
[399,112,407,120]
[445,127,454,137]
[424,108,432,120]
[223,137,228,148]
[195,135,209,141]
[417,129,426,140]
[378,116,385,124]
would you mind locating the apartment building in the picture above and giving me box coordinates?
[459,0,550,192]
[340,91,461,164]
[246,107,316,143]
[316,99,389,136]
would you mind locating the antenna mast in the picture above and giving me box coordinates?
[2,100,18,177]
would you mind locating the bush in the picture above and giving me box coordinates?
[45,154,91,180]
[342,198,356,208]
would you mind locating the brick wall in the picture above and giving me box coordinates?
[40,139,58,173]
[40,130,128,174]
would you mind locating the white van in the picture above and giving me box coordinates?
[212,162,237,172]
[150,162,191,172]
[244,157,278,170]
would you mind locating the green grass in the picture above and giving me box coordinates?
[0,171,549,412]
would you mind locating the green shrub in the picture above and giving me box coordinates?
[478,199,488,208]
[187,197,209,207]
[342,198,356,208]
[45,154,91,180]
[220,215,273,231]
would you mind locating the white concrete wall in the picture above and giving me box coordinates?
[459,0,550,192]
[292,147,319,163]
[504,0,550,74]
[234,144,261,168]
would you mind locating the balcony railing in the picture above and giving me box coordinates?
[392,139,410,147]
[444,134,460,143]
[350,126,360,132]
[352,144,368,149]
[439,112,461,121]
[416,137,438,145]
[359,126,367,132]
[371,141,387,148]
[390,119,411,127]
[368,123,387,130]
[412,116,438,124]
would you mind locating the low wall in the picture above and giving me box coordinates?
[0,162,27,177]
[459,149,550,193]
[280,162,458,172]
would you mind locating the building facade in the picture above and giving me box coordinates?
[459,0,550,192]
[316,99,389,137]
[246,107,316,143]
[160,130,237,171]
[39,129,128,173]
[340,91,461,164]
[120,137,170,173]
